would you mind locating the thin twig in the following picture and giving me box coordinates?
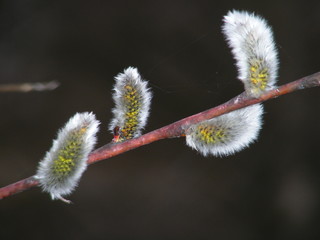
[0,81,60,92]
[0,71,319,200]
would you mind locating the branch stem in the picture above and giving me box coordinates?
[1,71,319,200]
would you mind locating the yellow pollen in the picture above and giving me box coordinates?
[117,84,142,141]
[249,60,269,92]
[197,125,226,144]
[52,128,86,178]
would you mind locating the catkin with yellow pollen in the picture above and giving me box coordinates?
[222,10,279,97]
[186,104,263,157]
[35,112,100,203]
[109,67,152,142]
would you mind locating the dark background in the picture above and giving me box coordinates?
[1,0,319,239]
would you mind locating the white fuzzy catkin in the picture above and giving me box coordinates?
[109,67,152,142]
[35,112,100,202]
[222,10,279,97]
[186,104,263,157]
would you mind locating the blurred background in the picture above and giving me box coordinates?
[0,0,319,239]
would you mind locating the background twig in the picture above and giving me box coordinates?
[0,81,59,92]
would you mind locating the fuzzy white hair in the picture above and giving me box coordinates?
[186,104,263,157]
[35,112,100,202]
[109,67,152,140]
[222,10,279,97]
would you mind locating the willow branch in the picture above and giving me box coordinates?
[1,71,319,200]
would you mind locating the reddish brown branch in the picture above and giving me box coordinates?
[1,71,319,200]
[0,176,39,199]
